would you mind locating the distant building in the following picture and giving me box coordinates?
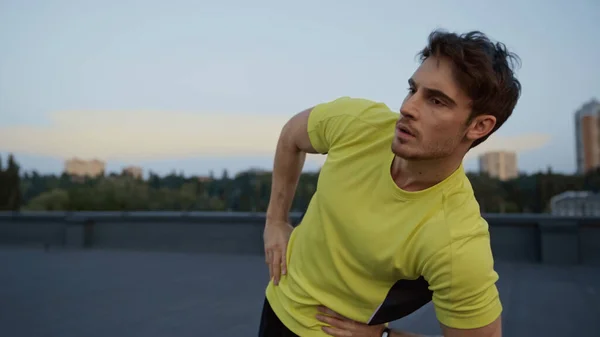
[478,151,518,181]
[122,166,143,179]
[550,191,600,216]
[64,158,105,178]
[575,98,600,174]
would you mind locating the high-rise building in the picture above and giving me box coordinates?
[478,151,518,181]
[575,99,600,174]
[64,158,105,177]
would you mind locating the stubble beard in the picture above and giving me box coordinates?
[391,136,461,162]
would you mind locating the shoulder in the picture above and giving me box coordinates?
[308,96,397,133]
[307,96,398,154]
[310,96,395,120]
[442,175,488,239]
[434,174,494,281]
[412,169,486,259]
[416,189,490,278]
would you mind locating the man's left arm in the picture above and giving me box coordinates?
[416,230,503,337]
[437,316,501,337]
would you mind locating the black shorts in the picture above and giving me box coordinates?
[258,298,298,337]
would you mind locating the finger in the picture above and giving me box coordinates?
[267,250,276,278]
[316,314,339,327]
[316,313,353,330]
[317,306,348,321]
[272,250,282,285]
[280,245,287,275]
[321,325,352,337]
[267,251,274,281]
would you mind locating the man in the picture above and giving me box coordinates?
[260,29,521,337]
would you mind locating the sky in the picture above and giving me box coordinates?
[0,0,598,177]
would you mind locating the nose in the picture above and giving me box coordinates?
[400,93,419,120]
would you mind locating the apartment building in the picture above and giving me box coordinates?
[575,99,600,174]
[478,151,518,181]
[64,158,105,178]
[122,166,143,179]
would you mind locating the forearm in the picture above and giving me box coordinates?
[390,330,442,337]
[266,127,307,222]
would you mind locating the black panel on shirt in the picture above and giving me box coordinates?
[368,277,433,325]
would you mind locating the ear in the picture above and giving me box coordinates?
[466,115,496,142]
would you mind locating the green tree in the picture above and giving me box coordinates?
[467,173,507,213]
[0,154,21,211]
[583,168,600,192]
[25,189,70,211]
[0,155,6,208]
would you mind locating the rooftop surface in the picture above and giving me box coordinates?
[1,247,599,337]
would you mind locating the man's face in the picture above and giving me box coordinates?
[392,55,478,161]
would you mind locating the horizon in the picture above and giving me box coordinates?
[0,151,569,179]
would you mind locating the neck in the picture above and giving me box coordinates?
[391,153,464,192]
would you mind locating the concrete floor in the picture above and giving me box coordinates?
[1,247,598,336]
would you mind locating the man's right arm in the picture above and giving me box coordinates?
[264,107,320,285]
[264,96,374,284]
[266,107,319,223]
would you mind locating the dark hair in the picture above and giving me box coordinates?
[418,29,522,148]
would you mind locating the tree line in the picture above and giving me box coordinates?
[2,154,600,213]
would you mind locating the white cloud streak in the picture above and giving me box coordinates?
[1,110,289,159]
[464,133,552,160]
[0,110,550,167]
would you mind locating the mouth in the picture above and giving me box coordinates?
[396,124,415,137]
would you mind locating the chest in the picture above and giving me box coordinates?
[315,160,446,280]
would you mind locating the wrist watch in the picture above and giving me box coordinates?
[381,327,391,337]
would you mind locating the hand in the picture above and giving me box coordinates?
[316,306,387,337]
[263,220,294,285]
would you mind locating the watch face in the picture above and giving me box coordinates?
[382,332,389,337]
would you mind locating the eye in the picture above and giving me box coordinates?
[430,97,444,106]
[406,87,416,95]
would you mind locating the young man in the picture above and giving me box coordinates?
[260,29,521,337]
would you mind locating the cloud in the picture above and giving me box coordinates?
[464,133,552,160]
[0,109,550,168]
[0,109,291,158]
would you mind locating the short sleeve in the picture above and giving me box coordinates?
[421,233,502,329]
[307,96,384,154]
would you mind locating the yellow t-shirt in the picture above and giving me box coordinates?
[265,97,502,336]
